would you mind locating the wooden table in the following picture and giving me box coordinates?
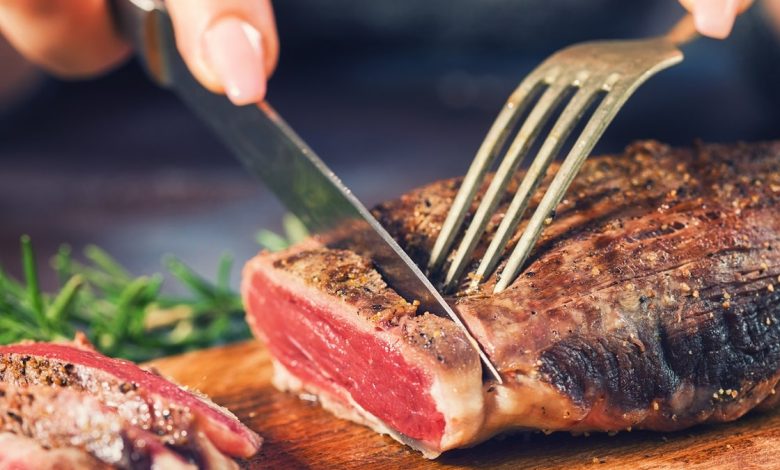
[148,341,780,469]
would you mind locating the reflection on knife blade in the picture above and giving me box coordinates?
[110,0,503,383]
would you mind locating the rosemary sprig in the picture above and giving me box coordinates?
[0,215,308,361]
[0,238,248,361]
[256,213,309,251]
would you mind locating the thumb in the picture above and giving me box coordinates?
[0,0,130,77]
[679,0,754,39]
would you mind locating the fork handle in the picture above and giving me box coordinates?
[665,14,700,46]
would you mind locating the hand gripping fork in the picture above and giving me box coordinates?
[428,16,698,293]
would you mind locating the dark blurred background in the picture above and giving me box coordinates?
[1,0,779,289]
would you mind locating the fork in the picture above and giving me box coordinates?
[427,16,698,294]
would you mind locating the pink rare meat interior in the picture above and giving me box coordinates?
[244,265,446,445]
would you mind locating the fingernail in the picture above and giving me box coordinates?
[203,17,266,105]
[693,0,740,39]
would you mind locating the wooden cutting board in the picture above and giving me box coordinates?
[148,341,780,469]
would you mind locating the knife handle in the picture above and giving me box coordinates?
[109,0,173,87]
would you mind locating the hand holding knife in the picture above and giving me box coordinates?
[109,0,504,382]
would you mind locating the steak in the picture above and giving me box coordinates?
[0,337,261,468]
[243,140,780,457]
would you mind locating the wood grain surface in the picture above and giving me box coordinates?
[148,341,780,470]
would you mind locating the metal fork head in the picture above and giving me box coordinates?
[428,36,684,294]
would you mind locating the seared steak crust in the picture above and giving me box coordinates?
[0,352,195,446]
[273,248,417,324]
[372,140,780,431]
[0,341,261,468]
[271,246,479,374]
[0,384,186,469]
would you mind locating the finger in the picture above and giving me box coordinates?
[679,0,754,39]
[166,0,279,105]
[0,0,130,77]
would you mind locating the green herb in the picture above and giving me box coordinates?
[0,215,308,361]
[0,238,248,361]
[256,213,310,251]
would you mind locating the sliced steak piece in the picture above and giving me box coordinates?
[0,384,202,469]
[244,246,483,456]
[0,339,261,468]
[243,140,780,457]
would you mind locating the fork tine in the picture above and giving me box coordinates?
[473,79,602,285]
[427,68,557,274]
[493,74,627,293]
[442,74,579,290]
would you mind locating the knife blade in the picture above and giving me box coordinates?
[110,0,502,383]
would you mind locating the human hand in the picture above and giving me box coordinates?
[679,0,754,39]
[0,0,279,105]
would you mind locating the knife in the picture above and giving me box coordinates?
[110,0,502,384]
